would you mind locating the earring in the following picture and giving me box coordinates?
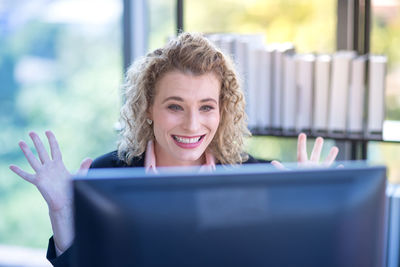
[146,119,153,125]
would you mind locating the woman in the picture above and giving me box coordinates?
[9,32,338,266]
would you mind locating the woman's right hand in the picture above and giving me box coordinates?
[9,130,92,253]
[10,131,92,211]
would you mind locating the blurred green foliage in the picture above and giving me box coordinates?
[368,2,400,183]
[1,13,122,247]
[185,0,336,53]
[148,0,176,51]
[371,5,400,121]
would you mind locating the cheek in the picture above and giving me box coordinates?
[154,112,181,133]
[208,113,220,132]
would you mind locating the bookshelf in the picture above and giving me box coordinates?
[205,33,388,161]
[251,120,400,160]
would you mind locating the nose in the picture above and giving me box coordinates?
[183,109,201,132]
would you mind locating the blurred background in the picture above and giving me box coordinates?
[1,0,400,265]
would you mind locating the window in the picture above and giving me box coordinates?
[368,0,400,183]
[148,0,176,51]
[185,0,336,53]
[0,0,123,249]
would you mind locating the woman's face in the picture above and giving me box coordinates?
[149,70,220,166]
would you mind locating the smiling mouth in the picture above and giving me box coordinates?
[172,135,205,144]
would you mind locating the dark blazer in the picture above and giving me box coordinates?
[46,151,270,266]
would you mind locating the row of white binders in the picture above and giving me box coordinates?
[207,33,387,135]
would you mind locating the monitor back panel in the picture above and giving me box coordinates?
[74,166,387,267]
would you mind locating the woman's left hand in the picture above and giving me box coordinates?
[271,133,339,169]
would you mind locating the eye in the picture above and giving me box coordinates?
[200,105,214,112]
[168,104,183,111]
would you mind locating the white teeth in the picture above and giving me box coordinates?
[173,135,202,144]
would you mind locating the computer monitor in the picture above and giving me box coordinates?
[73,163,387,267]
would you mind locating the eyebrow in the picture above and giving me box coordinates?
[162,96,218,104]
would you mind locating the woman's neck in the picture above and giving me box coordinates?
[154,143,205,167]
[156,154,205,167]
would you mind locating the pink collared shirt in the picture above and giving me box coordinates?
[144,140,216,173]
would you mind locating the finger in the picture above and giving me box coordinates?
[9,165,36,183]
[310,137,324,163]
[76,158,93,176]
[19,141,42,171]
[271,160,286,170]
[323,146,339,166]
[45,130,62,161]
[297,133,308,162]
[29,131,51,164]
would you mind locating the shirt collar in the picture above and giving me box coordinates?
[144,140,216,174]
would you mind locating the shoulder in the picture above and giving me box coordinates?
[90,150,145,168]
[242,154,271,164]
[90,151,126,168]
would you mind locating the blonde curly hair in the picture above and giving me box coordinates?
[118,32,250,165]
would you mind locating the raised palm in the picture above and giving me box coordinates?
[271,133,339,169]
[9,131,92,212]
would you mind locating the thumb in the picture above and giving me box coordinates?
[76,158,93,176]
[271,160,286,170]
